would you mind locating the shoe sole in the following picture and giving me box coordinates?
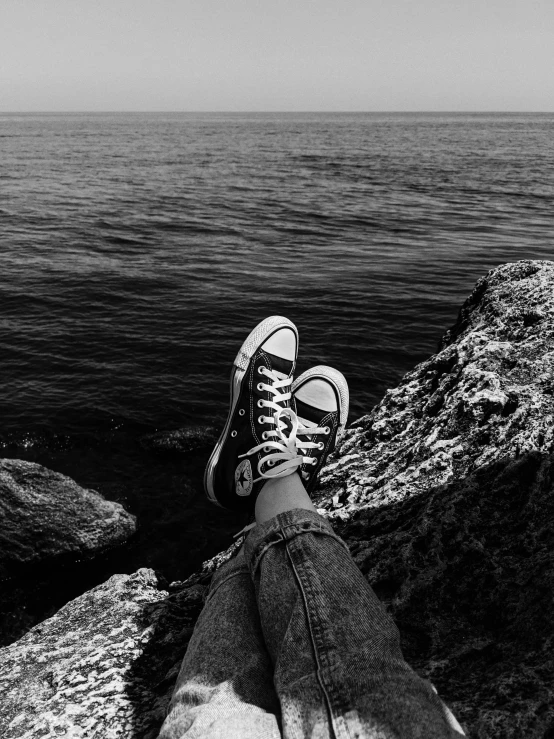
[292,365,349,440]
[204,315,299,507]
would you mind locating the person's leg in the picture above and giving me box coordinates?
[191,307,465,738]
[160,315,305,739]
[158,550,281,739]
[243,471,465,739]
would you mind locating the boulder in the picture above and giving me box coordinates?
[0,260,553,738]
[0,459,137,579]
[0,568,207,739]
[319,259,554,737]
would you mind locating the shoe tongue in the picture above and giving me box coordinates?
[280,414,294,435]
[263,351,294,379]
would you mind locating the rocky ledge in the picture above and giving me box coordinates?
[0,459,137,580]
[0,260,553,738]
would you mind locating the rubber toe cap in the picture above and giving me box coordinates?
[261,327,297,362]
[294,378,338,412]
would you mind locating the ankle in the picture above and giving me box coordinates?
[255,471,317,525]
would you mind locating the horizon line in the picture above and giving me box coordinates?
[1,109,554,115]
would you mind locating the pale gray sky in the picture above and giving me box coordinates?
[1,0,553,111]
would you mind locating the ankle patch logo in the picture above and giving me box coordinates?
[235,459,253,496]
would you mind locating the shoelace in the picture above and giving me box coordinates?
[232,418,332,540]
[254,365,293,435]
[233,404,309,542]
[238,405,308,482]
[233,369,333,539]
[296,421,331,480]
[238,366,314,484]
[232,521,256,539]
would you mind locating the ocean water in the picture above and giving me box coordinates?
[1,112,553,633]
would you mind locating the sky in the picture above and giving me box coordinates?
[1,0,553,111]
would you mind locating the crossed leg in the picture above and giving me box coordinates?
[159,549,281,739]
[159,473,465,738]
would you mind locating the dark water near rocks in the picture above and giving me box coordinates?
[1,112,553,639]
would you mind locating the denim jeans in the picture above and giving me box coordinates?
[158,509,465,738]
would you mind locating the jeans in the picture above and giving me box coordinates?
[158,508,465,738]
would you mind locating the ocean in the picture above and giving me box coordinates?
[1,112,553,637]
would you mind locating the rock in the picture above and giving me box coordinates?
[0,260,553,738]
[0,568,207,739]
[139,426,218,455]
[317,260,554,737]
[320,259,554,517]
[0,459,137,579]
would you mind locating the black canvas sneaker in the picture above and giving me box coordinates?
[292,365,349,495]
[204,316,303,511]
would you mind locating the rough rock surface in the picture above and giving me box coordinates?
[0,568,207,739]
[0,459,137,579]
[0,260,553,738]
[318,259,554,737]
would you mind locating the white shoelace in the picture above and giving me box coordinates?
[238,366,312,483]
[232,373,332,540]
[296,421,330,479]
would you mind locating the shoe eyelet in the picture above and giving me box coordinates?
[263,446,270,452]
[318,441,324,450]
[231,430,237,438]
[262,431,269,440]
[257,382,264,391]
[258,366,265,375]
[258,415,265,424]
[238,409,245,416]
[267,459,275,467]
[324,426,331,435]
[311,458,318,466]
[257,399,264,408]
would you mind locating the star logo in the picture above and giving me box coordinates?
[234,459,253,496]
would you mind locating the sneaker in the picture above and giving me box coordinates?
[292,366,349,494]
[204,316,304,511]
